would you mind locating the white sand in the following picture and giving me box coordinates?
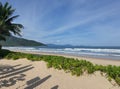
[0,58,119,89]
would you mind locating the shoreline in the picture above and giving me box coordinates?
[0,49,120,89]
[10,50,120,66]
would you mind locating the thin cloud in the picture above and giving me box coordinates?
[41,1,120,38]
[1,0,120,46]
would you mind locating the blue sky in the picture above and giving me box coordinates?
[1,0,120,46]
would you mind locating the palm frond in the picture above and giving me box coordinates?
[4,2,9,9]
[6,15,19,23]
[0,2,24,42]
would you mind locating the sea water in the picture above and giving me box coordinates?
[3,46,120,60]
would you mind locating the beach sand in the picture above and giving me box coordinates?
[12,50,120,66]
[0,58,119,89]
[0,51,120,89]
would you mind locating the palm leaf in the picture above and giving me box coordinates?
[6,15,19,23]
[0,2,24,42]
[4,2,9,9]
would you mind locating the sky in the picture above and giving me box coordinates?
[1,0,120,46]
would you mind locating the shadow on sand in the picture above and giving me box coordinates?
[51,85,59,89]
[25,75,52,89]
[0,64,34,88]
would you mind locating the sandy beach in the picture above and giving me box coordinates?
[0,58,119,89]
[0,51,120,89]
[11,50,120,66]
[0,0,120,89]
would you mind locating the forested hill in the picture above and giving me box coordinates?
[0,36,45,46]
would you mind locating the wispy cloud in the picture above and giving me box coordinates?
[41,1,120,38]
[1,0,120,46]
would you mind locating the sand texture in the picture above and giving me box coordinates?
[0,58,119,89]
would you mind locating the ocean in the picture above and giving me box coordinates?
[3,46,120,60]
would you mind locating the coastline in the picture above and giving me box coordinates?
[0,50,120,89]
[10,49,120,66]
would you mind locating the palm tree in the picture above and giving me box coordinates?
[0,2,23,49]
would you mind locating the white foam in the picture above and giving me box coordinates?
[3,47,120,57]
[64,48,120,53]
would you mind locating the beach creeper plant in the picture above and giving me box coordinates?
[0,49,120,86]
[0,2,23,49]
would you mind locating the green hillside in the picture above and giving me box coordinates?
[0,36,45,46]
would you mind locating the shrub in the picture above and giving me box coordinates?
[1,51,120,86]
